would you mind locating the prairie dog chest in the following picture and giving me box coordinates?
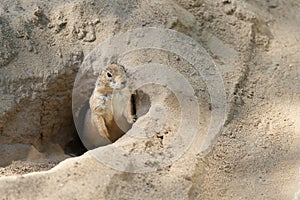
[90,89,131,119]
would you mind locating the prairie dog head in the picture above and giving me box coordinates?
[96,63,127,90]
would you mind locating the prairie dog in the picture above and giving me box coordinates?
[84,63,136,148]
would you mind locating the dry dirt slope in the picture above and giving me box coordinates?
[188,0,300,199]
[0,0,299,200]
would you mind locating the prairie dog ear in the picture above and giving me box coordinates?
[99,69,106,76]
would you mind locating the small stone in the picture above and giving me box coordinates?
[33,7,43,17]
[28,45,34,52]
[47,23,54,29]
[224,5,236,15]
[77,30,86,40]
[222,0,231,4]
[58,21,67,27]
[268,2,278,9]
[93,18,100,25]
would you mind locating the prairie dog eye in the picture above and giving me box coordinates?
[106,72,112,78]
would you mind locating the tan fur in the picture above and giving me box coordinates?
[88,63,136,143]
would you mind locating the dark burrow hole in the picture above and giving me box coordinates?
[64,128,88,157]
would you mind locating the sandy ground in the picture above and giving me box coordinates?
[0,0,299,199]
[0,160,58,176]
[193,1,300,199]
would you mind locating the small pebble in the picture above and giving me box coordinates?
[222,0,231,4]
